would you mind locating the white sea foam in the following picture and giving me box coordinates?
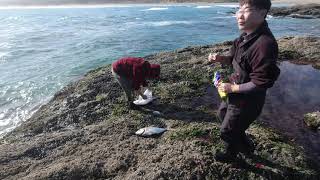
[0,52,9,63]
[215,4,238,8]
[267,15,273,19]
[0,80,51,138]
[0,126,15,137]
[149,21,193,27]
[0,113,9,127]
[195,6,211,9]
[142,7,168,11]
[0,101,44,138]
[126,20,193,28]
[7,16,20,20]
[59,17,69,21]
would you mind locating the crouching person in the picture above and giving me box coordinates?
[111,57,160,109]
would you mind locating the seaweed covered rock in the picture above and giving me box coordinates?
[0,37,319,179]
[304,111,320,130]
[278,36,320,69]
[270,4,320,19]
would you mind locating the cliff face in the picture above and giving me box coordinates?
[0,36,319,179]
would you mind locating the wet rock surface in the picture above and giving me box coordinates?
[270,4,320,19]
[278,36,320,69]
[0,36,319,179]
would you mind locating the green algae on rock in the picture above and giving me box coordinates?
[0,37,319,179]
[269,4,320,19]
[277,36,320,69]
[304,111,320,130]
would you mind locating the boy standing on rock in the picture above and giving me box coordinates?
[111,57,160,109]
[208,0,280,162]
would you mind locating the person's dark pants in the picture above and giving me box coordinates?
[217,94,265,155]
[111,67,133,104]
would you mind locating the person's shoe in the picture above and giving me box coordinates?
[239,145,254,156]
[239,137,255,156]
[215,150,237,162]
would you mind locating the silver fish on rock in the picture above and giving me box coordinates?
[135,127,167,137]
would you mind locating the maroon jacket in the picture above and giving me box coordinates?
[112,57,149,90]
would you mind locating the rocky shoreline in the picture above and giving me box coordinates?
[0,36,319,179]
[277,36,320,69]
[270,4,320,19]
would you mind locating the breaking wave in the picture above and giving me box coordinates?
[149,21,193,27]
[142,7,168,11]
[215,4,238,8]
[195,6,211,9]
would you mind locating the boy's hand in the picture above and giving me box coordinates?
[208,53,224,63]
[218,83,240,93]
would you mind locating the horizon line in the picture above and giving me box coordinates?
[0,2,239,9]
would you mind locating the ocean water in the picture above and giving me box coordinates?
[0,4,320,136]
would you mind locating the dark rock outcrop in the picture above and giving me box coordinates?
[270,4,320,19]
[0,36,319,179]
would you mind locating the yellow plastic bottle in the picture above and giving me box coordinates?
[213,71,227,101]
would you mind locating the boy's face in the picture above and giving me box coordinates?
[236,4,267,34]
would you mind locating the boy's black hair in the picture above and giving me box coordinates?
[239,0,271,11]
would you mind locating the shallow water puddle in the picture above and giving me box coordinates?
[261,61,320,164]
